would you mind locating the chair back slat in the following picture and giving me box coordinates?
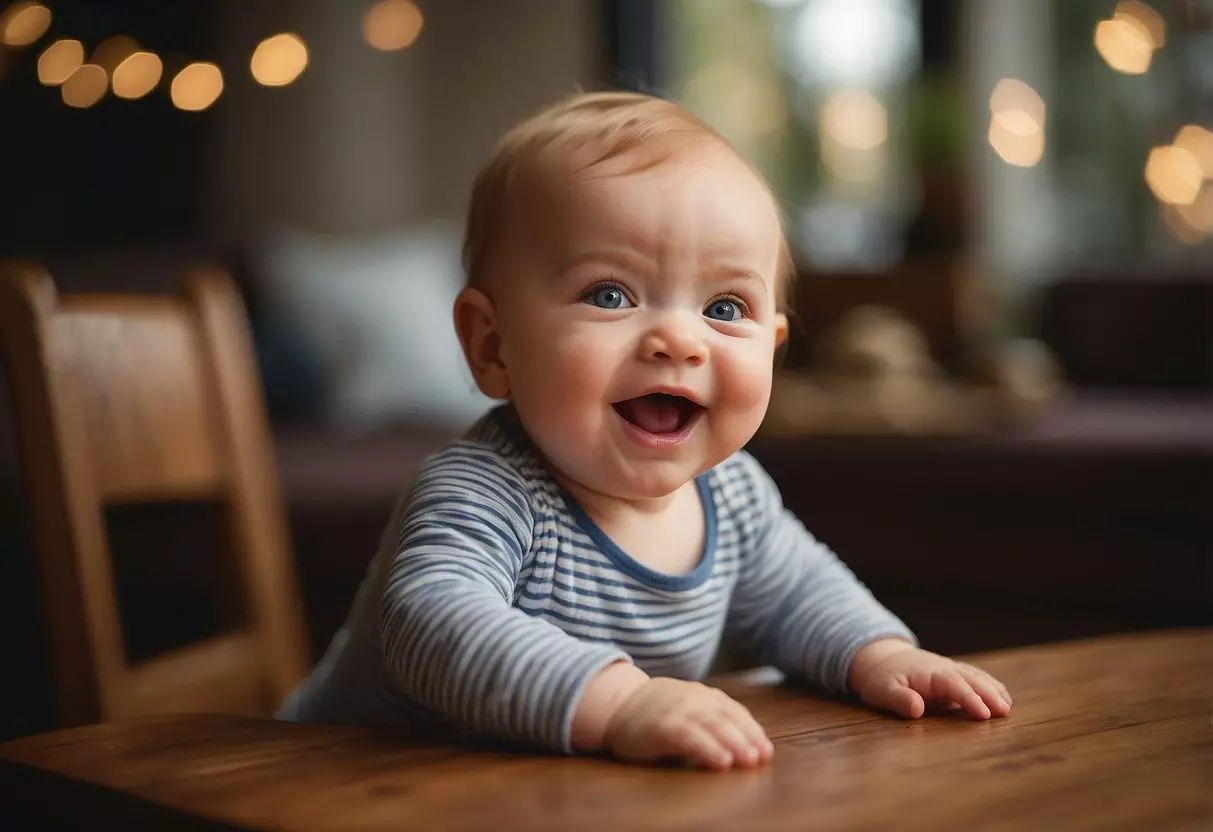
[0,262,309,726]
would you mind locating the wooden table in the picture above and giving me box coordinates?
[2,629,1210,831]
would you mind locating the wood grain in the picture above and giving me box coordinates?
[0,263,309,727]
[1,629,1209,831]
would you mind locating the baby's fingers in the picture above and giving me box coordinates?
[720,698,775,762]
[958,663,1013,709]
[663,720,734,770]
[872,680,926,719]
[958,666,1012,716]
[698,714,765,768]
[928,671,991,720]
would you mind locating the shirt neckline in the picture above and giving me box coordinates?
[484,404,720,591]
[559,474,719,592]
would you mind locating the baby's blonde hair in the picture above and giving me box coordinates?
[462,90,794,305]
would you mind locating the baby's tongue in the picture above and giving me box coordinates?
[621,394,681,434]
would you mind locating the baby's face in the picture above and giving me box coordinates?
[492,140,787,500]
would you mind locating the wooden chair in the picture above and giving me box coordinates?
[0,262,309,727]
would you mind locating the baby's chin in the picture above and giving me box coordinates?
[545,450,700,504]
[593,450,722,501]
[606,468,697,501]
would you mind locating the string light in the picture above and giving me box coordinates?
[1094,14,1154,74]
[363,0,423,51]
[1176,185,1213,235]
[171,62,223,112]
[61,64,107,108]
[36,38,83,86]
[1,1,51,46]
[1113,1,1165,49]
[988,78,1046,168]
[989,113,1045,168]
[1173,125,1213,179]
[13,4,426,111]
[989,78,1046,124]
[250,32,308,86]
[1144,145,1203,205]
[91,35,137,72]
[112,51,162,100]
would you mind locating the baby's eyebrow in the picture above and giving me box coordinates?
[705,267,770,294]
[559,248,653,274]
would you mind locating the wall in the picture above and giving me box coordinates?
[211,0,600,240]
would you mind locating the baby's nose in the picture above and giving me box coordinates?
[641,327,705,365]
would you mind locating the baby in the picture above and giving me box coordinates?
[278,91,1012,770]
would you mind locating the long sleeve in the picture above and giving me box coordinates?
[379,445,629,752]
[725,453,916,695]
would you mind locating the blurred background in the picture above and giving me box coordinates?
[0,0,1209,740]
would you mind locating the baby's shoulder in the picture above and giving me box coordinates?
[710,449,772,499]
[706,449,783,525]
[408,406,547,509]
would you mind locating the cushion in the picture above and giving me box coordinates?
[254,224,495,430]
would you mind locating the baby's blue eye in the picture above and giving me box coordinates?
[705,299,741,321]
[586,285,632,309]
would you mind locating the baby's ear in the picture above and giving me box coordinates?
[453,288,510,399]
[774,313,789,350]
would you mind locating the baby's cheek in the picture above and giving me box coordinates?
[551,329,600,372]
[553,329,618,386]
[521,330,610,419]
[721,346,775,411]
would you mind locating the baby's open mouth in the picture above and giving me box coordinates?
[613,393,703,435]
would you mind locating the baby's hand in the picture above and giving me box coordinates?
[849,638,1013,720]
[603,678,774,770]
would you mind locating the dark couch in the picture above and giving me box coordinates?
[2,245,1209,741]
[744,266,1213,656]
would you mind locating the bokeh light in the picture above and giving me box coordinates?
[61,63,108,108]
[1094,16,1153,74]
[363,0,423,51]
[1176,185,1213,235]
[37,38,83,86]
[818,89,889,184]
[990,78,1045,124]
[1114,1,1165,49]
[821,89,887,151]
[1173,125,1213,179]
[1144,145,1203,205]
[988,78,1046,167]
[1162,204,1206,244]
[1,1,51,47]
[250,32,308,87]
[170,62,223,111]
[112,51,163,100]
[791,0,919,90]
[91,34,139,75]
[988,114,1045,168]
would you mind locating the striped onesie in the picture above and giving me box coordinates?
[277,405,915,752]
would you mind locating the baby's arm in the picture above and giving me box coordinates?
[726,453,1010,718]
[380,449,629,752]
[572,662,773,770]
[847,636,1012,719]
[383,446,771,767]
[725,453,918,696]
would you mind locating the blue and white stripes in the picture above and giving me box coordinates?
[278,406,916,752]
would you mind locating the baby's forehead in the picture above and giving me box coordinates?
[516,138,777,238]
[532,132,747,190]
[464,97,793,299]
[508,139,784,281]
